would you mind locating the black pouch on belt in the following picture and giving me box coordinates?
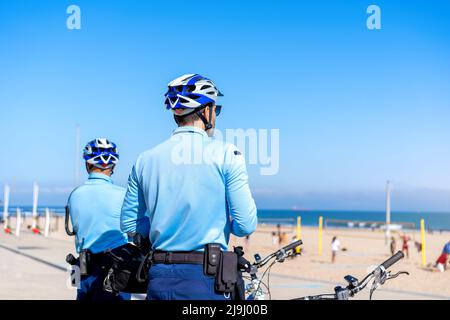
[204,244,221,276]
[215,252,238,294]
[79,249,92,276]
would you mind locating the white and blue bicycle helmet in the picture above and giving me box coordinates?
[83,138,119,169]
[164,74,223,129]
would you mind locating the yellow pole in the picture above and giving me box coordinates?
[296,216,301,254]
[318,216,323,256]
[420,219,426,267]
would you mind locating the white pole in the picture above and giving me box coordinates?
[32,182,39,229]
[3,185,10,230]
[75,125,81,187]
[385,180,391,244]
[44,208,50,237]
[15,208,21,237]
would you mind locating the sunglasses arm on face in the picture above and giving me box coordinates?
[215,105,222,116]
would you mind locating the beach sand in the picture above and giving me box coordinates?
[230,224,450,298]
[1,217,449,299]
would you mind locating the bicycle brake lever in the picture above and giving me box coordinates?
[369,270,408,299]
[369,285,377,300]
[386,271,409,280]
[368,270,385,300]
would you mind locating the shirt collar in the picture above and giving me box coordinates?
[88,172,113,183]
[172,126,209,138]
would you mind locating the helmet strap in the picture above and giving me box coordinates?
[173,114,181,125]
[195,106,213,131]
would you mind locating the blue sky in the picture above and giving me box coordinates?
[1,0,450,211]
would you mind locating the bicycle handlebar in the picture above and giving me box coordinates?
[254,239,303,268]
[295,251,407,300]
[381,251,404,269]
[281,239,303,252]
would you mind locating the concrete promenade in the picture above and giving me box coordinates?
[1,231,448,300]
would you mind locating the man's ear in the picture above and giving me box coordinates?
[205,105,213,122]
[201,106,209,121]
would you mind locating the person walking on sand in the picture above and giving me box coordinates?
[67,138,131,301]
[121,74,257,300]
[272,231,279,246]
[245,235,251,250]
[276,223,282,243]
[401,233,410,259]
[331,236,340,263]
[390,236,397,256]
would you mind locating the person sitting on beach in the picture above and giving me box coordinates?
[435,241,450,272]
[67,138,130,301]
[331,236,340,263]
[121,74,257,300]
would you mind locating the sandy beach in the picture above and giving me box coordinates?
[230,224,450,298]
[1,216,449,300]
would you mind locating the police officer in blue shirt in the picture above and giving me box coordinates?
[67,138,131,300]
[121,74,258,300]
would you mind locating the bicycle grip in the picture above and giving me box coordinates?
[381,251,404,269]
[282,239,303,252]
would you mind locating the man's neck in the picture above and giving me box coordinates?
[89,169,112,177]
[178,121,205,130]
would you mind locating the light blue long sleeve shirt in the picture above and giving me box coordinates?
[68,173,128,254]
[121,126,258,251]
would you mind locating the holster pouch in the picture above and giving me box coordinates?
[79,249,92,276]
[215,251,238,294]
[132,233,152,253]
[103,243,149,294]
[204,244,221,276]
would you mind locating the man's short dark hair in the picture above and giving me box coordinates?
[174,103,214,126]
[174,112,201,126]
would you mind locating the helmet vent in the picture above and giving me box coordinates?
[186,85,196,93]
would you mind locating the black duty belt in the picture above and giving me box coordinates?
[151,251,204,265]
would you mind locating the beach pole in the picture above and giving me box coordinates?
[385,180,391,245]
[31,182,39,230]
[296,216,301,254]
[420,219,426,267]
[15,208,21,237]
[3,185,10,231]
[318,216,323,256]
[44,208,50,237]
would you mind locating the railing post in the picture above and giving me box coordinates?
[318,216,323,256]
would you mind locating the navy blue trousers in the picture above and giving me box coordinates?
[146,263,231,300]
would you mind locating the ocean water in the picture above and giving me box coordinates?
[258,210,450,231]
[2,206,450,231]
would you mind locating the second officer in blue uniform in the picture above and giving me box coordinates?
[67,138,131,300]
